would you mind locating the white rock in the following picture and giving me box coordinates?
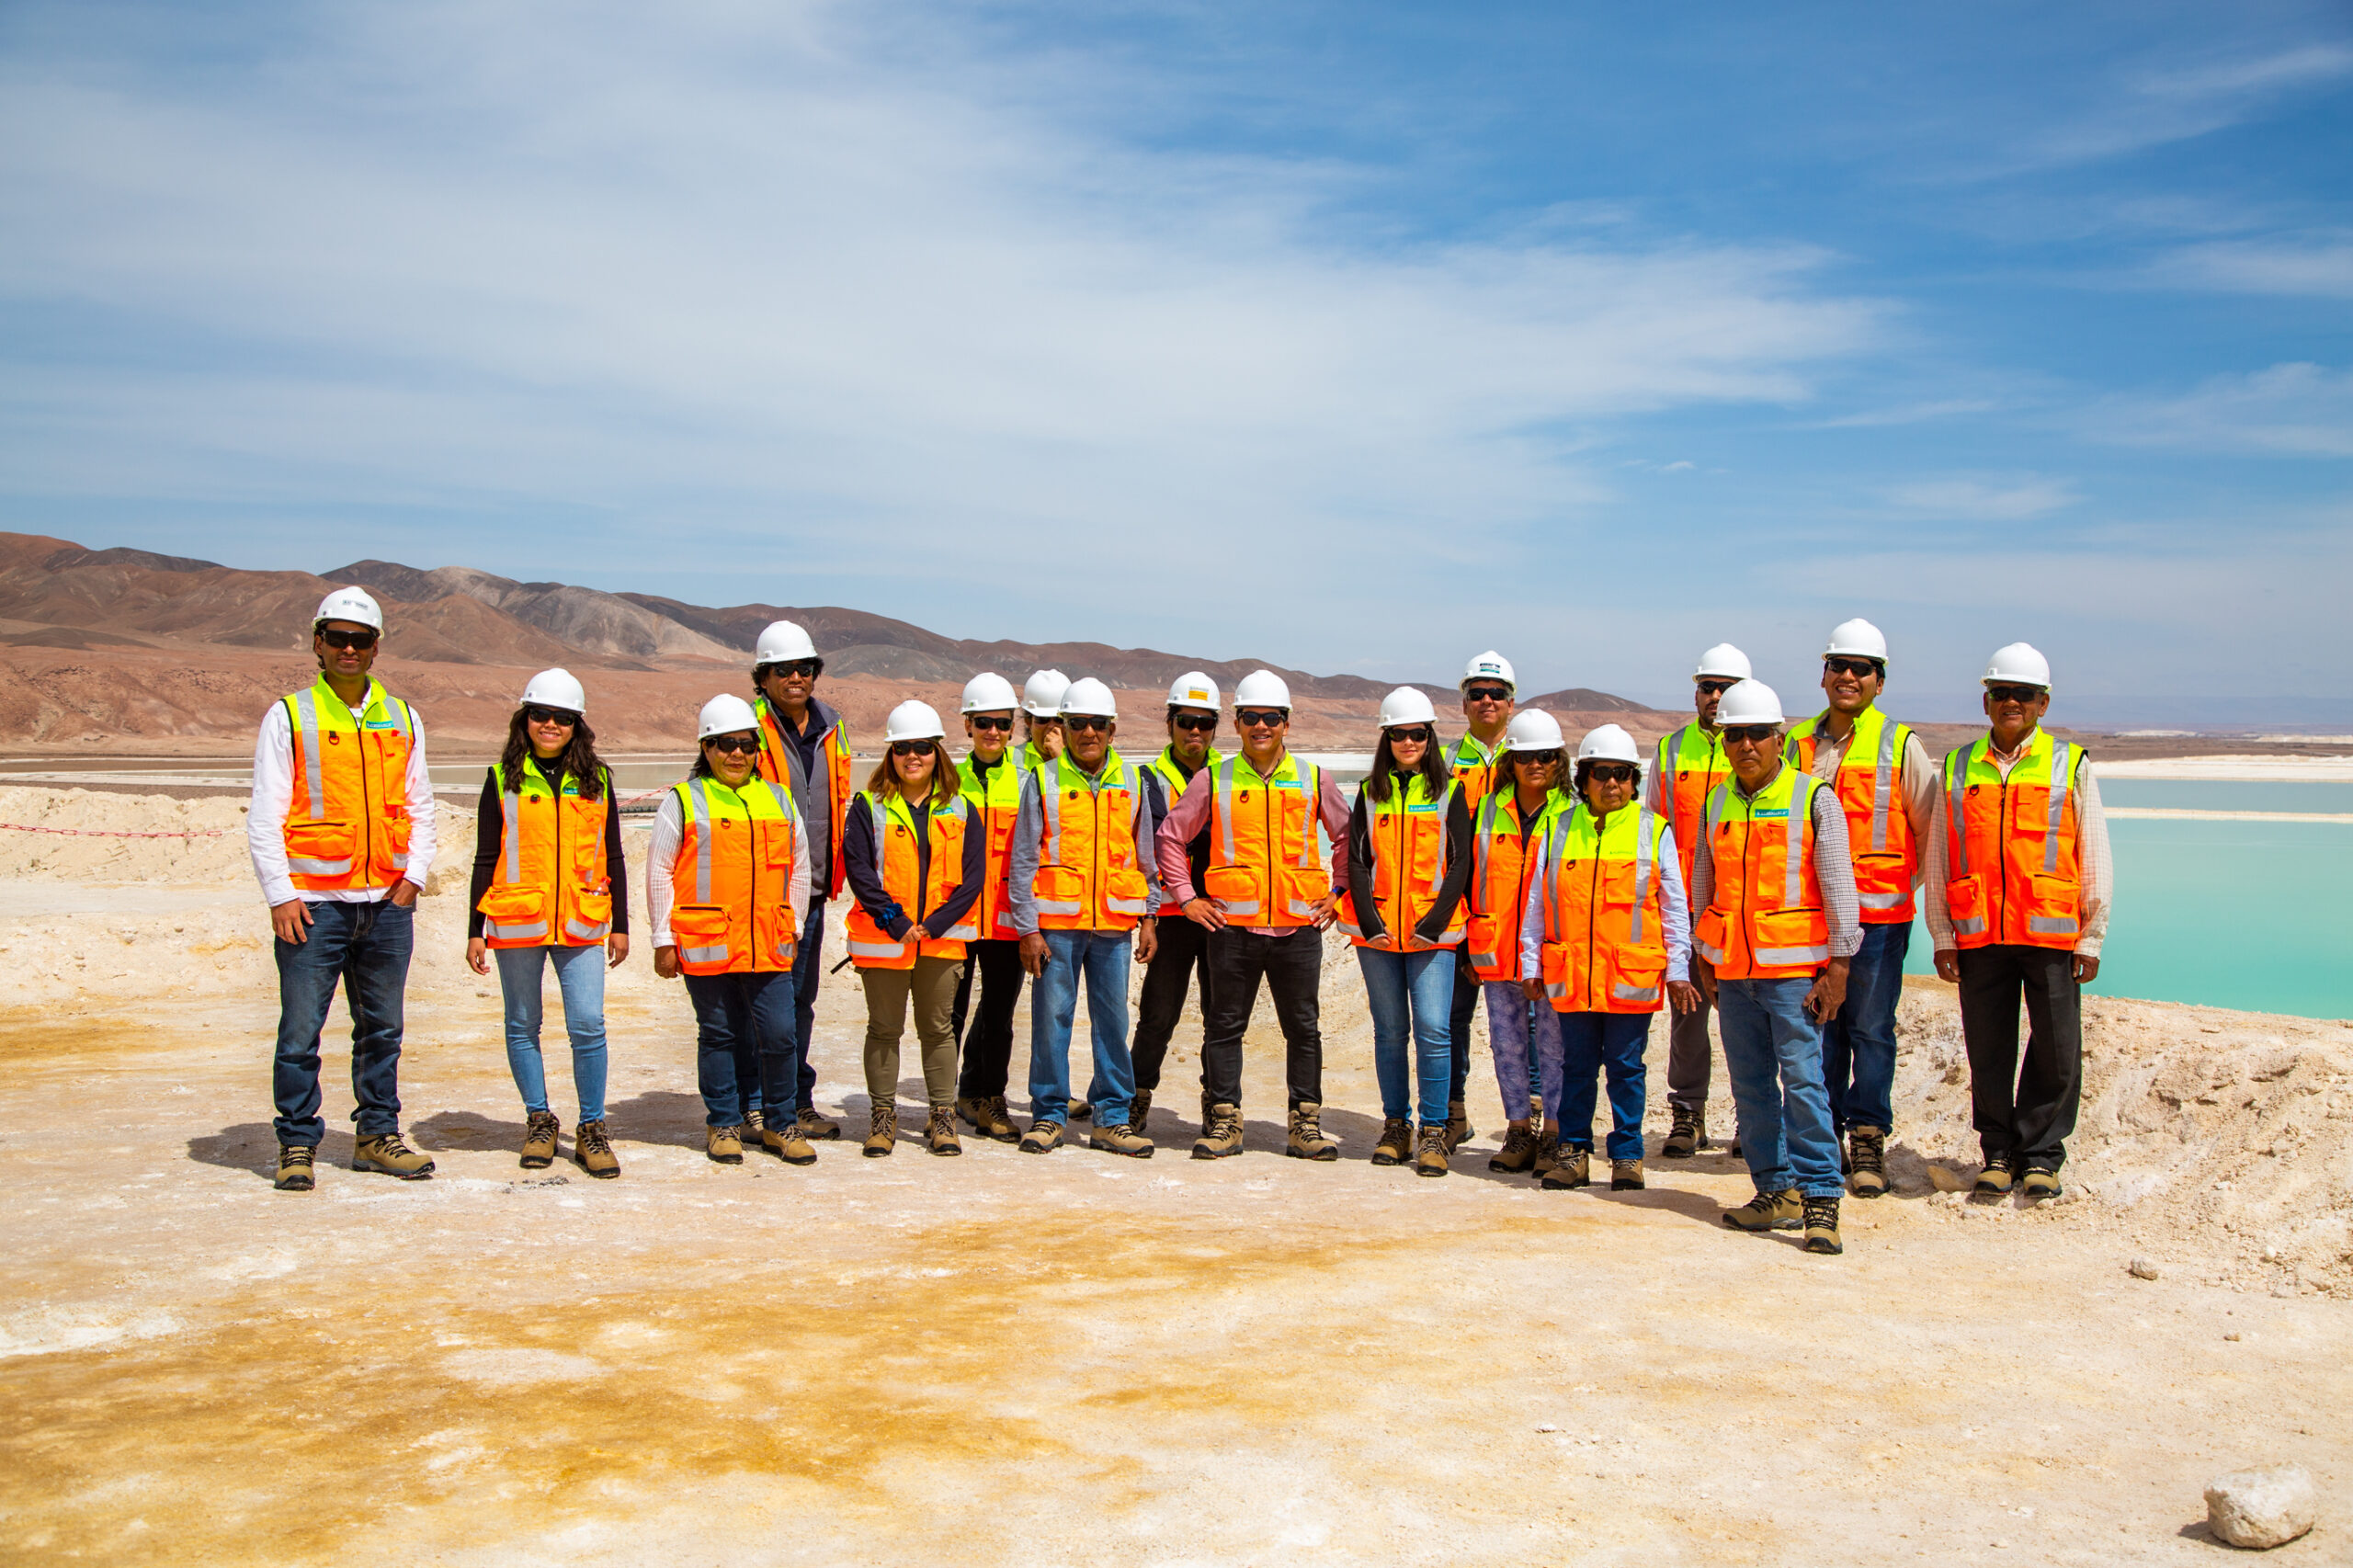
[2205,1465,2315,1550]
[2129,1257,2160,1280]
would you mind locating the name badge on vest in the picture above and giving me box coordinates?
[1755,807,1790,819]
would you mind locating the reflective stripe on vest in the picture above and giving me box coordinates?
[675,777,798,971]
[281,678,416,889]
[1690,768,1830,976]
[1941,732,2083,949]
[1789,707,1915,919]
[1033,756,1150,927]
[1537,801,1666,1010]
[1208,754,1324,923]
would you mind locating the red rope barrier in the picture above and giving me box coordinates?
[0,822,231,838]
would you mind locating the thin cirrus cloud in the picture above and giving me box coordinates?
[2085,363,2353,459]
[2015,42,2353,171]
[1882,477,2080,521]
[2150,234,2353,299]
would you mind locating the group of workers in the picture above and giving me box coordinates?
[250,589,2112,1259]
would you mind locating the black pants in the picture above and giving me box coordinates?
[1132,915,1214,1096]
[1200,926,1322,1109]
[1956,944,2084,1170]
[950,937,1025,1099]
[1446,952,1482,1108]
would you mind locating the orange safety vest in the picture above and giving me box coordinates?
[957,753,1025,942]
[843,790,978,968]
[1464,785,1567,981]
[1787,705,1917,924]
[1940,729,2086,952]
[1029,753,1154,932]
[476,756,612,949]
[1536,799,1670,1013]
[753,697,853,899]
[1337,772,1465,952]
[1691,764,1832,982]
[278,676,418,894]
[1141,744,1222,916]
[1199,751,1329,927]
[1654,722,1730,895]
[666,777,801,976]
[1448,733,1505,814]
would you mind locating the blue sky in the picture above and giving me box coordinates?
[2,0,2348,722]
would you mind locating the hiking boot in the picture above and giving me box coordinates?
[1533,1139,1562,1177]
[1020,1117,1065,1154]
[1610,1158,1644,1191]
[1286,1102,1338,1162]
[1541,1148,1591,1190]
[1131,1088,1153,1131]
[1370,1117,1414,1166]
[1191,1102,1244,1160]
[573,1119,620,1178]
[864,1104,897,1158]
[1442,1099,1473,1153]
[274,1143,316,1191]
[744,1107,765,1138]
[352,1132,435,1179]
[1489,1122,1540,1173]
[759,1124,816,1165]
[1802,1195,1844,1255]
[925,1106,961,1156]
[1200,1089,1217,1135]
[1973,1158,2016,1196]
[1662,1105,1704,1159]
[797,1108,841,1142]
[2020,1165,2063,1199]
[957,1096,1017,1142]
[1415,1123,1449,1177]
[707,1125,745,1165]
[1847,1125,1888,1199]
[1723,1187,1803,1232]
[1090,1122,1154,1159]
[1071,1098,1094,1123]
[521,1109,561,1169]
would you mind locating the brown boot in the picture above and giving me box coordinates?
[744,1107,765,1139]
[573,1119,620,1179]
[1131,1088,1153,1131]
[1540,1148,1591,1190]
[1724,1187,1803,1232]
[1610,1158,1644,1191]
[706,1125,744,1165]
[520,1109,561,1169]
[1489,1121,1539,1173]
[864,1104,897,1157]
[1442,1099,1473,1153]
[1019,1117,1066,1154]
[957,1096,1017,1142]
[1089,1122,1154,1159]
[1661,1104,1704,1159]
[926,1106,961,1156]
[1199,1089,1216,1135]
[352,1132,435,1179]
[1191,1102,1244,1160]
[1802,1194,1844,1255]
[1847,1125,1888,1199]
[758,1123,816,1165]
[1415,1123,1449,1177]
[274,1143,316,1191]
[797,1107,842,1142]
[1286,1102,1338,1162]
[1370,1117,1413,1166]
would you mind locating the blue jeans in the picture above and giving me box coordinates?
[1484,981,1563,1126]
[683,970,801,1129]
[495,944,609,1122]
[1822,920,1908,1134]
[1358,947,1455,1125]
[1030,930,1134,1127]
[1554,1011,1652,1161]
[1716,977,1842,1199]
[272,899,414,1146]
[743,896,826,1121]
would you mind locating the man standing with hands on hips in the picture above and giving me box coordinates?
[249,587,438,1191]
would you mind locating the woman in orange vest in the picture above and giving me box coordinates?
[465,670,628,1176]
[1518,724,1699,1193]
[649,695,813,1168]
[1466,708,1571,1175]
[1342,688,1472,1176]
[842,700,985,1157]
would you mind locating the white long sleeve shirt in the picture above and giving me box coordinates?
[247,693,438,908]
[644,784,812,949]
[1518,819,1693,986]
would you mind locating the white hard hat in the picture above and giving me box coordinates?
[1714,679,1784,727]
[313,586,384,633]
[1503,710,1565,752]
[1165,671,1220,710]
[754,620,818,665]
[1378,687,1438,727]
[698,693,760,740]
[1461,650,1517,692]
[1575,723,1642,764]
[1061,677,1118,718]
[1694,642,1752,680]
[1233,669,1292,710]
[1022,669,1071,717]
[884,699,948,743]
[520,668,585,714]
[1984,642,2052,688]
[1824,619,1889,663]
[961,672,1018,713]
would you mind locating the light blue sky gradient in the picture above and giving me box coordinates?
[2,1,2347,722]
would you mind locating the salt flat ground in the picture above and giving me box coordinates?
[0,788,2347,1565]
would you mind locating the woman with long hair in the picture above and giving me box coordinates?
[841,700,986,1157]
[1340,687,1473,1176]
[1467,709,1574,1176]
[466,669,629,1176]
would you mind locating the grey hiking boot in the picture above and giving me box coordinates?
[1192,1102,1244,1160]
[1370,1117,1413,1166]
[1089,1122,1154,1159]
[1847,1125,1888,1199]
[1802,1195,1844,1255]
[1723,1187,1802,1232]
[1662,1105,1704,1159]
[1540,1148,1591,1190]
[1489,1122,1540,1173]
[274,1143,316,1191]
[521,1109,561,1169]
[352,1132,435,1179]
[1286,1102,1338,1162]
[573,1119,620,1178]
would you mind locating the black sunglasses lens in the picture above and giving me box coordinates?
[1237,710,1286,727]
[1064,715,1109,731]
[971,715,1011,731]
[1174,715,1217,732]
[525,707,576,726]
[890,741,928,755]
[322,630,377,650]
[1988,685,2041,702]
[706,735,755,755]
[1590,765,1636,782]
[1465,686,1509,702]
[1386,727,1430,744]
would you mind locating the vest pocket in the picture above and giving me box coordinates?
[478,884,546,923]
[1203,866,1258,904]
[1691,907,1729,963]
[1278,864,1330,917]
[669,903,734,972]
[284,819,355,874]
[1465,913,1502,965]
[1754,907,1828,952]
[1106,866,1149,903]
[2026,875,2079,934]
[1944,874,1985,931]
[1608,950,1666,1007]
[1033,864,1086,907]
[571,888,613,925]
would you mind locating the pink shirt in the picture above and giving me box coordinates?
[1154,749,1353,936]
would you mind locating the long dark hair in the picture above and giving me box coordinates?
[864,741,959,809]
[501,709,605,799]
[1367,725,1450,803]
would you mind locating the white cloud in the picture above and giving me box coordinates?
[2152,235,2353,299]
[2002,43,2353,172]
[1882,476,2078,520]
[2087,363,2353,458]
[1809,398,1996,429]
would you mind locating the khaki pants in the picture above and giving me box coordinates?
[861,954,964,1107]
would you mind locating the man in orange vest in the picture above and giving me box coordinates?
[1128,671,1224,1134]
[1925,643,2112,1199]
[248,588,439,1191]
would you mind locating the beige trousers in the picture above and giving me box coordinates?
[861,954,965,1107]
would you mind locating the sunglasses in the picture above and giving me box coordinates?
[1585,763,1638,784]
[889,740,936,756]
[1986,684,2046,704]
[1722,724,1780,745]
[1063,714,1111,732]
[1695,678,1736,697]
[1235,709,1289,728]
[523,706,577,727]
[1824,657,1883,678]
[705,733,759,756]
[1512,750,1562,767]
[1384,726,1432,745]
[1463,685,1512,703]
[1172,714,1218,733]
[318,628,379,651]
[759,659,822,680]
[968,714,1013,732]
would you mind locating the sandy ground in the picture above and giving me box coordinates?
[1,787,2349,1565]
